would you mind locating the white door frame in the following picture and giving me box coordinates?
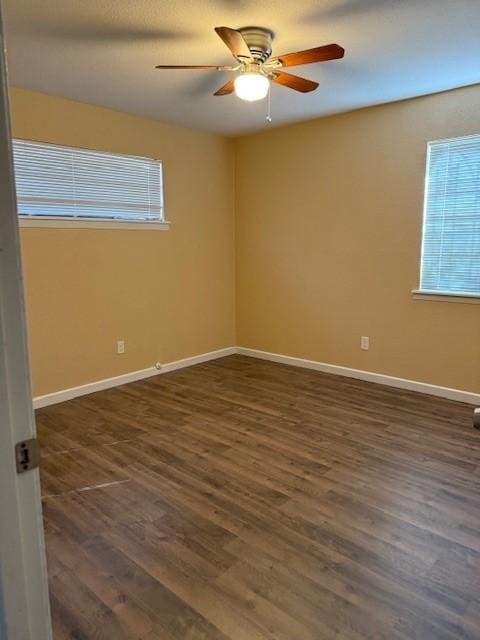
[0,4,52,639]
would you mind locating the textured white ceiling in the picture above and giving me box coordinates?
[3,0,480,136]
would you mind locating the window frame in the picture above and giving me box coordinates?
[13,139,170,230]
[413,134,480,302]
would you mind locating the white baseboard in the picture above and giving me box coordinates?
[33,345,479,409]
[236,347,480,405]
[159,347,236,374]
[33,347,236,409]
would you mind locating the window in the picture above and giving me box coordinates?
[418,134,480,297]
[12,139,165,227]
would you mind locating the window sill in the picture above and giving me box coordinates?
[18,217,171,231]
[412,290,480,305]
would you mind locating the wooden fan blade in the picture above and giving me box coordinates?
[214,79,235,96]
[214,27,252,60]
[271,71,319,93]
[271,44,344,67]
[155,64,234,70]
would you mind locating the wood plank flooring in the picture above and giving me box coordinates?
[36,355,480,640]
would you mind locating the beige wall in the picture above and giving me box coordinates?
[235,84,480,393]
[10,84,480,397]
[10,88,236,396]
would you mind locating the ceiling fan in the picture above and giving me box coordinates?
[155,26,345,102]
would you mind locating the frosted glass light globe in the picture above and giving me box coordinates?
[234,72,269,102]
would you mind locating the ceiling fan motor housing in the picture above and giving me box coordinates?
[238,26,274,63]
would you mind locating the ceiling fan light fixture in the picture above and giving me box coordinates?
[155,26,345,103]
[234,71,269,102]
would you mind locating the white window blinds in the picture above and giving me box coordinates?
[12,139,164,222]
[420,134,480,296]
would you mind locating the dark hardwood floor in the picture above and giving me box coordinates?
[36,355,480,640]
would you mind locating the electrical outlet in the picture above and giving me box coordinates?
[116,340,125,354]
[361,336,370,350]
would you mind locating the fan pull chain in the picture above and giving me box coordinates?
[266,83,272,123]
